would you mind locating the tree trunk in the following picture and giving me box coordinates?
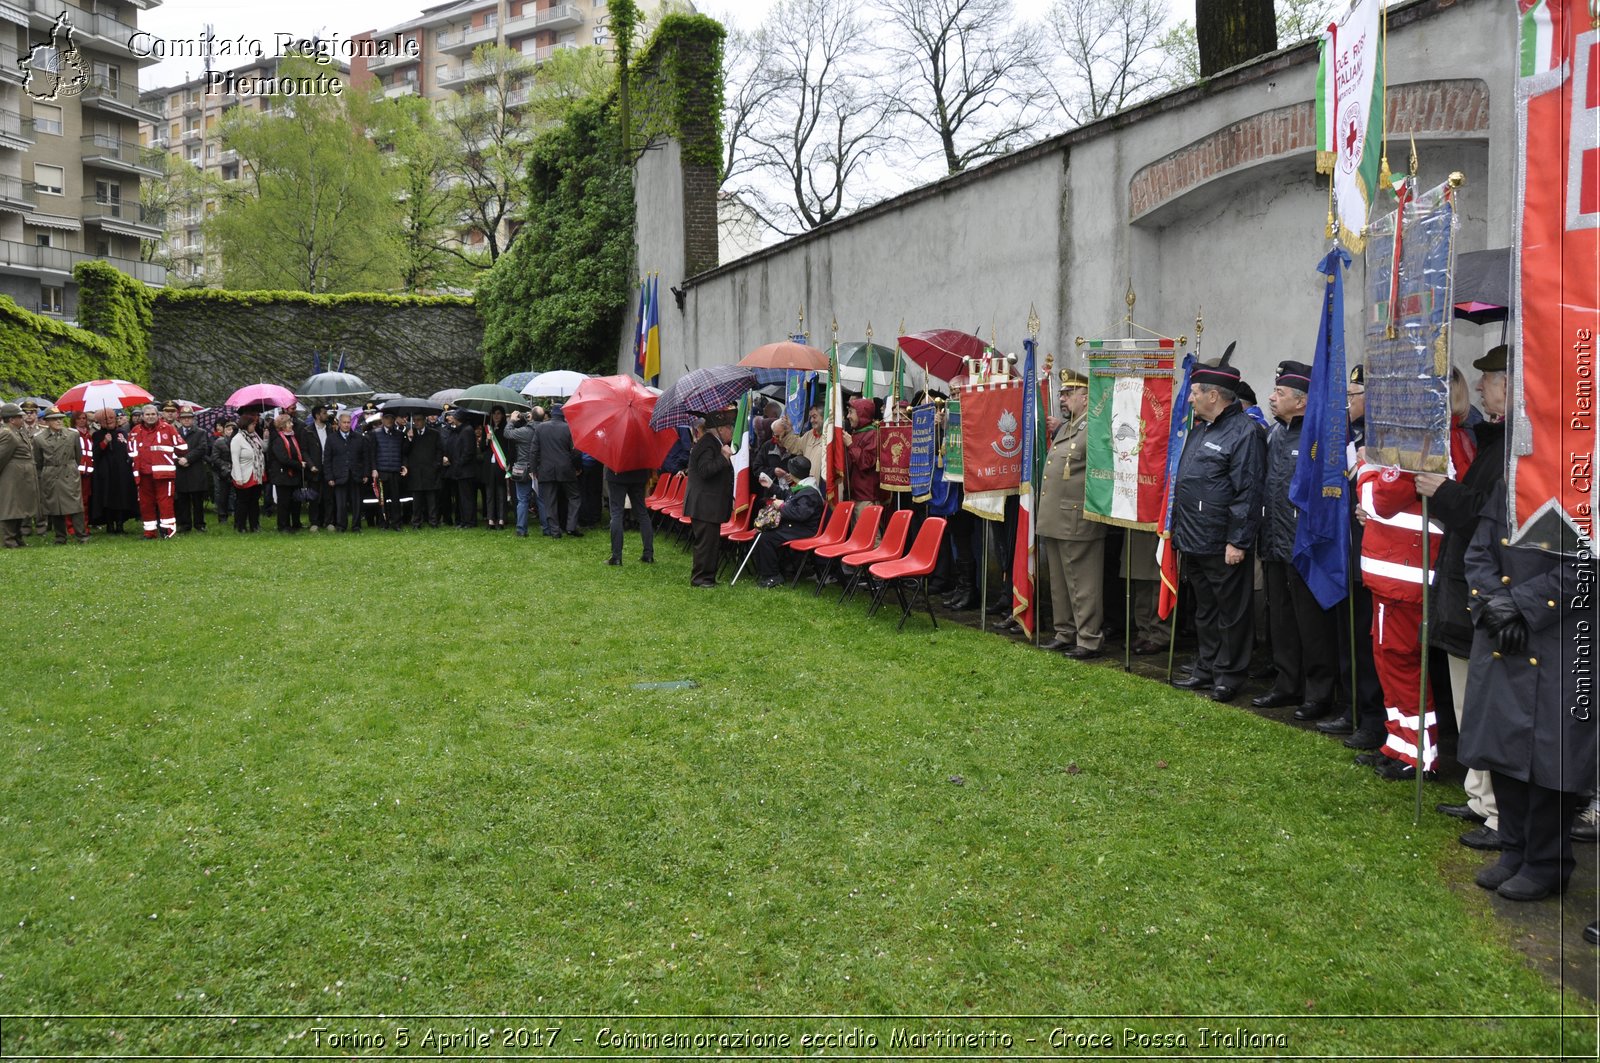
[1196,0,1279,78]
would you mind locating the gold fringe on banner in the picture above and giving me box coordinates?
[1316,151,1337,174]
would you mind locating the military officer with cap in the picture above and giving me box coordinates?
[0,402,40,548]
[17,398,42,536]
[1170,352,1267,702]
[32,406,86,543]
[1037,368,1106,658]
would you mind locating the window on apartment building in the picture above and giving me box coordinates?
[206,143,216,160]
[484,12,498,26]
[95,180,119,206]
[520,37,539,56]
[35,233,51,247]
[94,239,110,257]
[32,104,62,135]
[41,286,63,315]
[92,62,120,89]
[32,164,63,196]
[169,122,179,140]
[169,93,181,113]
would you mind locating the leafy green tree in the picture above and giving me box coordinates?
[477,98,632,378]
[370,94,473,292]
[139,154,218,286]
[437,44,540,267]
[210,56,402,292]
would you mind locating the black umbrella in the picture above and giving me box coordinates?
[1453,247,1511,325]
[298,371,374,403]
[381,397,444,416]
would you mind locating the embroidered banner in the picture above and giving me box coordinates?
[878,423,912,492]
[1083,339,1175,530]
[959,382,1025,494]
[909,403,937,501]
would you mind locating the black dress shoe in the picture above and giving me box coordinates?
[1248,662,1279,680]
[1065,646,1103,660]
[1497,871,1566,902]
[1039,637,1073,651]
[1316,716,1355,735]
[1353,752,1384,767]
[1292,702,1335,721]
[1171,674,1213,690]
[1436,803,1487,824]
[1475,862,1519,891]
[606,558,622,566]
[1250,691,1300,709]
[1343,726,1386,750]
[1210,684,1241,703]
[1585,921,1600,945]
[1131,639,1166,655]
[1458,825,1504,850]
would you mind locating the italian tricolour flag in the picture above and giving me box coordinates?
[1315,0,1385,249]
[1082,340,1174,530]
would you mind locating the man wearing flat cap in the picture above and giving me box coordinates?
[32,407,86,544]
[0,403,40,547]
[684,409,735,587]
[17,399,42,536]
[1037,369,1106,658]
[1170,355,1267,702]
[1249,361,1343,719]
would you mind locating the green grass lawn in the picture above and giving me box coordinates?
[0,525,1593,1058]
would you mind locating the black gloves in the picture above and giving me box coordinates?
[1480,594,1530,655]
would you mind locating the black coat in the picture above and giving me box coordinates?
[1458,483,1597,791]
[1172,402,1266,556]
[369,425,408,473]
[442,424,478,480]
[532,412,576,483]
[266,428,304,488]
[89,427,136,522]
[297,420,326,478]
[175,426,211,492]
[324,429,366,485]
[1258,417,1303,562]
[406,426,444,491]
[776,481,823,534]
[682,432,733,523]
[208,434,234,477]
[1427,421,1505,657]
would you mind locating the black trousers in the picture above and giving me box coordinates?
[1185,550,1255,686]
[175,489,207,531]
[276,490,301,531]
[537,480,578,534]
[411,488,439,528]
[1489,771,1582,888]
[376,472,403,527]
[310,483,335,526]
[607,480,652,561]
[333,480,363,531]
[1263,559,1341,706]
[454,478,478,527]
[234,485,261,530]
[690,519,721,585]
[754,525,816,580]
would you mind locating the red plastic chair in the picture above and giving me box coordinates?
[868,517,947,630]
[810,504,881,596]
[836,508,912,606]
[643,474,670,509]
[717,499,755,577]
[647,473,682,513]
[659,475,687,519]
[784,501,855,587]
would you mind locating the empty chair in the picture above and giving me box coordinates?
[868,516,948,630]
[836,507,912,606]
[783,501,855,587]
[810,504,882,596]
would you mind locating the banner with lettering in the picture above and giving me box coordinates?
[1509,0,1598,551]
[1083,339,1175,530]
[878,424,912,492]
[958,381,1025,495]
[909,403,937,501]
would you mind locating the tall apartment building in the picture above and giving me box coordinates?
[350,0,608,105]
[0,0,165,320]
[137,57,347,286]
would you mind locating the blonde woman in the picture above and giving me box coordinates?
[230,413,266,532]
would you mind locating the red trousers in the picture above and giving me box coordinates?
[1373,595,1437,770]
[137,477,176,538]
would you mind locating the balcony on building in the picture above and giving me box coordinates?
[82,195,164,241]
[0,40,21,86]
[367,47,419,75]
[383,79,419,99]
[0,107,32,151]
[0,238,165,286]
[0,173,35,214]
[82,77,164,125]
[441,18,499,56]
[24,0,160,66]
[534,3,582,32]
[81,133,164,178]
[436,59,496,91]
[531,42,579,65]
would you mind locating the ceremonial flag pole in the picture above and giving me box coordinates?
[1416,497,1432,819]
[1158,313,1201,682]
[1011,310,1042,643]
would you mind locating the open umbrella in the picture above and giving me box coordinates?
[566,375,678,472]
[521,370,589,398]
[298,371,374,403]
[835,341,924,398]
[649,365,757,430]
[899,329,988,382]
[1453,246,1511,327]
[380,397,443,416]
[739,340,829,371]
[194,406,237,434]
[227,383,297,411]
[13,395,54,409]
[453,383,531,414]
[56,379,154,413]
[497,371,537,392]
[429,387,466,406]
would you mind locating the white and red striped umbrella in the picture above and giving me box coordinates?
[56,379,154,413]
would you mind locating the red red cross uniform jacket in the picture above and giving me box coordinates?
[129,420,186,537]
[74,428,94,532]
[1357,462,1445,769]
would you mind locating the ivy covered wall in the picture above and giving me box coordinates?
[149,290,484,406]
[0,262,152,400]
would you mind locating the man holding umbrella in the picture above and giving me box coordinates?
[684,410,735,587]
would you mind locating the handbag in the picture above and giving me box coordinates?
[511,462,531,483]
[753,500,782,530]
[294,484,320,503]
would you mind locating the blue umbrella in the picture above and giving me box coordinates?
[498,371,537,392]
[648,365,756,430]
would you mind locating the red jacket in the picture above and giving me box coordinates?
[129,420,186,481]
[1356,463,1443,603]
[76,428,94,477]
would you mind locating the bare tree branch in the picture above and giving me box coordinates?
[1040,0,1170,128]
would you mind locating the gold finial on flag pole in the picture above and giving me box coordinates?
[797,305,809,341]
[1027,303,1040,340]
[830,315,838,345]
[865,321,873,344]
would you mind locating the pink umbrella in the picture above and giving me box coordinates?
[226,383,297,411]
[56,379,154,413]
[565,375,678,473]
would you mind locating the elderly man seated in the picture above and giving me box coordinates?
[754,455,825,589]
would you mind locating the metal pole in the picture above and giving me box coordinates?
[1124,538,1133,672]
[980,521,990,633]
[1348,562,1359,729]
[1415,496,1433,823]
[1165,555,1180,683]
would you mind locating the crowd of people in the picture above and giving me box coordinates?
[3,352,1592,939]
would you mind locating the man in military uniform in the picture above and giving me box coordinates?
[1170,357,1267,702]
[1037,369,1106,658]
[17,398,42,536]
[0,402,40,548]
[32,406,86,543]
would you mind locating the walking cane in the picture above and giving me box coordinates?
[731,532,761,586]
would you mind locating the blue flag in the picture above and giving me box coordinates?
[784,369,814,429]
[1289,247,1354,609]
[312,350,322,376]
[631,280,648,378]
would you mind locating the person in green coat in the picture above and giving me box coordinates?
[0,403,41,548]
[32,407,85,543]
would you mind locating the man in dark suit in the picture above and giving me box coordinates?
[172,408,211,532]
[684,411,735,587]
[298,405,331,529]
[324,410,367,532]
[532,406,581,537]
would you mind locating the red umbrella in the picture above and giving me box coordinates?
[898,329,988,382]
[56,379,153,413]
[566,375,678,473]
[739,340,830,371]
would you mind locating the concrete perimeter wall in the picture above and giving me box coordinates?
[627,0,1512,393]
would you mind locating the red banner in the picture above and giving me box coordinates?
[878,424,912,492]
[958,382,1025,494]
[1512,0,1599,548]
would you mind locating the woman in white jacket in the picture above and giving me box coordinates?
[229,413,267,532]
